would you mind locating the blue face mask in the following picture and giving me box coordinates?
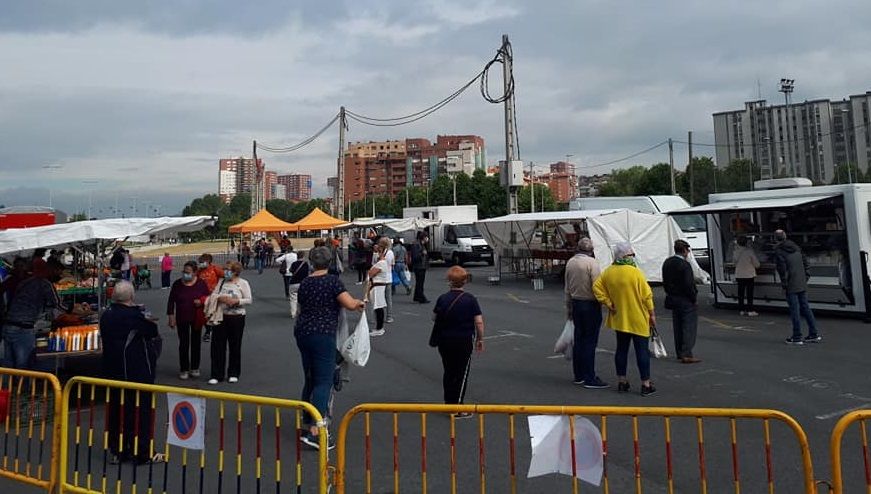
[182,273,194,282]
[224,270,234,280]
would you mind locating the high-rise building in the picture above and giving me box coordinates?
[264,171,278,201]
[536,161,578,203]
[277,174,312,202]
[342,135,485,205]
[271,183,286,201]
[218,157,263,203]
[713,91,871,183]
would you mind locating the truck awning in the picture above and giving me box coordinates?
[668,194,838,215]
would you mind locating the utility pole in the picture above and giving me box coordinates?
[668,138,675,194]
[251,141,263,216]
[529,162,535,213]
[501,35,519,214]
[336,107,347,219]
[405,187,410,208]
[688,131,694,204]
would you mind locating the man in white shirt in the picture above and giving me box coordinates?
[378,237,395,323]
[275,249,298,300]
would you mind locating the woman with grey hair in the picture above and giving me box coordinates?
[294,246,365,450]
[593,242,657,396]
[100,280,165,464]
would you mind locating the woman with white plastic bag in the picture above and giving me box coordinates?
[294,247,364,450]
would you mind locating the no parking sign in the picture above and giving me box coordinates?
[166,393,206,450]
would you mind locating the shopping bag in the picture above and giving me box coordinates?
[340,311,370,367]
[404,269,412,283]
[392,269,401,286]
[553,320,574,360]
[649,326,668,359]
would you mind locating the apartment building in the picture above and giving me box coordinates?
[218,157,262,203]
[278,174,313,201]
[713,91,871,182]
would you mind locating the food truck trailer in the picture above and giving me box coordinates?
[671,181,871,316]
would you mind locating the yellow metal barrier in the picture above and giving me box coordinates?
[58,376,330,494]
[336,403,816,494]
[830,409,871,493]
[0,367,62,493]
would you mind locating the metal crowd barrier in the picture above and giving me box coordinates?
[829,409,871,494]
[335,403,816,494]
[0,367,62,492]
[58,376,329,494]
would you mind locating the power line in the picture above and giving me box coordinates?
[576,141,670,170]
[256,113,341,153]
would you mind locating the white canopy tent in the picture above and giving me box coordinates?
[0,216,216,255]
[476,209,708,283]
[336,217,441,233]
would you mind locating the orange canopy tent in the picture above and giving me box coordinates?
[288,207,347,232]
[228,209,296,233]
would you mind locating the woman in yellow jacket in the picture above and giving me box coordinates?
[593,242,657,396]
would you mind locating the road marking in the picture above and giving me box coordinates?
[700,316,759,332]
[483,330,534,341]
[505,293,530,304]
[671,369,735,379]
[816,403,871,420]
[546,355,564,359]
[548,347,613,358]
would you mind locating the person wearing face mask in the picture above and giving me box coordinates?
[593,242,657,397]
[167,261,211,379]
[2,257,66,369]
[196,253,226,343]
[208,261,253,385]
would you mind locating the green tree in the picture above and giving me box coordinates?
[678,157,717,205]
[597,166,647,196]
[471,169,507,218]
[635,163,675,195]
[517,183,557,213]
[718,159,759,193]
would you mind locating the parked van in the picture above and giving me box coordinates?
[402,205,494,266]
[569,195,709,268]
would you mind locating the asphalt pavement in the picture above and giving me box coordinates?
[4,261,871,492]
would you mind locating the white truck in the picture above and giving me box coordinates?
[402,205,494,266]
[569,195,710,269]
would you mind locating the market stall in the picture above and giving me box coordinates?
[287,207,347,232]
[228,209,296,234]
[670,183,871,316]
[0,215,215,370]
[335,217,440,233]
[476,209,708,283]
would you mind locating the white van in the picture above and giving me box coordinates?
[569,195,709,268]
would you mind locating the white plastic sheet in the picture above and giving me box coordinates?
[0,216,215,255]
[477,209,709,283]
[528,415,603,486]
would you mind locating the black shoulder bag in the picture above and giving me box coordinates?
[429,292,465,348]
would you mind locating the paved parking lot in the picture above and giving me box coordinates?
[4,261,870,492]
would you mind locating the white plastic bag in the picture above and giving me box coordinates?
[553,320,574,360]
[649,326,668,359]
[340,311,371,367]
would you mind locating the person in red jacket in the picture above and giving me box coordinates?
[196,253,225,342]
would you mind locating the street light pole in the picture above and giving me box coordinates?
[42,164,63,208]
[529,162,535,213]
[779,78,795,176]
[82,179,99,219]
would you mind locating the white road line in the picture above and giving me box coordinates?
[671,369,735,379]
[505,293,530,304]
[483,330,534,341]
[816,403,871,420]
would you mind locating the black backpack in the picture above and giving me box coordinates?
[109,251,124,270]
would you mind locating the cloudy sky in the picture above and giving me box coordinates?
[1,0,870,216]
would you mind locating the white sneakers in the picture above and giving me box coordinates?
[190,369,200,377]
[179,372,189,380]
[208,379,219,385]
[369,329,386,337]
[228,377,239,383]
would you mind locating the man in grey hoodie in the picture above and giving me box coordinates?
[773,229,820,345]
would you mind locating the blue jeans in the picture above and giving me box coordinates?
[614,332,650,381]
[2,325,36,369]
[571,299,603,383]
[786,291,818,339]
[296,333,337,424]
[395,263,410,289]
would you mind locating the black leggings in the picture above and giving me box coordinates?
[176,320,202,372]
[437,338,473,404]
[737,278,755,312]
[211,315,245,381]
[375,308,385,330]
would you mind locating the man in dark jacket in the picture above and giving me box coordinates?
[774,229,820,344]
[100,281,162,464]
[410,231,430,304]
[662,239,701,363]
